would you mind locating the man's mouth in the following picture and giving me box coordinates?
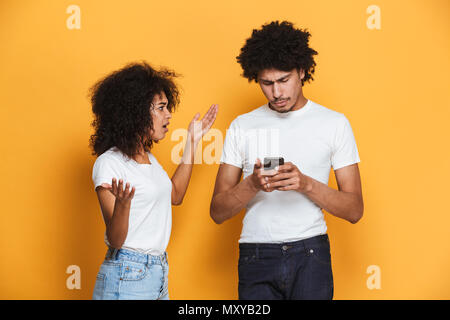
[272,99,288,106]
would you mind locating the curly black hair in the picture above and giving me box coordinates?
[89,61,180,158]
[236,21,318,85]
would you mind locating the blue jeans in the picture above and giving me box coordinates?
[92,247,169,300]
[238,234,334,300]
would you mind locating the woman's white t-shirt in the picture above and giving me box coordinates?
[92,147,172,255]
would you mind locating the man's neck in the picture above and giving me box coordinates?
[290,95,308,111]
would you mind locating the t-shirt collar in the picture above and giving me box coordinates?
[264,99,313,118]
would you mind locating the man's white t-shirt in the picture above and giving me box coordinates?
[220,100,361,243]
[92,147,172,255]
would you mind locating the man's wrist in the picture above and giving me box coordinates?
[245,175,259,193]
[300,174,314,194]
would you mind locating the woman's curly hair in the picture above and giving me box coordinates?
[236,21,318,85]
[89,61,180,158]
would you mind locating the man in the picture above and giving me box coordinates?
[210,21,363,300]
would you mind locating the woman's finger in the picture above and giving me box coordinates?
[202,105,218,131]
[111,178,117,195]
[191,113,201,123]
[128,186,136,199]
[117,179,124,196]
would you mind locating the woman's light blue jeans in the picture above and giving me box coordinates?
[92,247,169,300]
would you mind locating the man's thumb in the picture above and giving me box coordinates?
[254,158,262,169]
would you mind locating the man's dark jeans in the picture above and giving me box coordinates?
[238,234,334,300]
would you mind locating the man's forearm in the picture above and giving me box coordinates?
[210,176,258,224]
[303,176,363,224]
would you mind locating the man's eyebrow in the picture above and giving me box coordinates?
[156,101,168,105]
[259,73,292,83]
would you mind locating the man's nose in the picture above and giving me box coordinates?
[272,83,281,99]
[165,108,172,119]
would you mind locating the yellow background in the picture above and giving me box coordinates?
[0,0,449,299]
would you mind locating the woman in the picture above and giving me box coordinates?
[89,62,218,300]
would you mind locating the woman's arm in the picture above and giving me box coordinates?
[96,178,135,248]
[171,104,218,205]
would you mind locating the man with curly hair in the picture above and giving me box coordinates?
[210,21,363,300]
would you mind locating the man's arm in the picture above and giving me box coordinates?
[305,163,364,224]
[268,163,364,224]
[210,160,272,224]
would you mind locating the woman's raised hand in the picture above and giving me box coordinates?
[187,104,219,144]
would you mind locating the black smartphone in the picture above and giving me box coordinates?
[263,157,284,171]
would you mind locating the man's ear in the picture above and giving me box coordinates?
[298,68,305,80]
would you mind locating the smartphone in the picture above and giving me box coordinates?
[263,157,284,173]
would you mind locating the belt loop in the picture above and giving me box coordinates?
[302,239,307,255]
[255,245,259,260]
[107,247,119,260]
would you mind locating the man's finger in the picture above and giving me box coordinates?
[277,163,295,173]
[254,158,262,169]
[268,172,294,182]
[270,177,297,188]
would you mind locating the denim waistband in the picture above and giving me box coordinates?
[239,234,329,251]
[105,247,168,265]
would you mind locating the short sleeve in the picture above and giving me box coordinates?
[92,155,123,191]
[331,115,361,170]
[220,119,244,168]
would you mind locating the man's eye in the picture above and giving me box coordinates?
[159,107,164,111]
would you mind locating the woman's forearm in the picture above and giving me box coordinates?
[106,200,131,248]
[171,138,198,205]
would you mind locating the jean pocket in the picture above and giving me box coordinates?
[309,245,332,266]
[238,253,257,267]
[92,273,106,300]
[122,261,148,281]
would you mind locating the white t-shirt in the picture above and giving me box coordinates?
[92,147,172,255]
[220,99,361,243]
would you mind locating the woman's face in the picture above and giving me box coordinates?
[149,91,172,141]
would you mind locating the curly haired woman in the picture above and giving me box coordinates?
[89,62,218,300]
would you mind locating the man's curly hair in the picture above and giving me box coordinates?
[236,21,318,85]
[89,61,180,158]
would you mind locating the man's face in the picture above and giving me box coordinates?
[257,68,305,113]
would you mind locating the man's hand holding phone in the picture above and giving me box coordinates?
[249,158,279,192]
[267,161,313,193]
